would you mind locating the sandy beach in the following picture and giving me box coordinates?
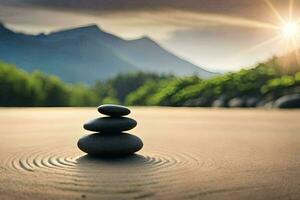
[0,107,299,200]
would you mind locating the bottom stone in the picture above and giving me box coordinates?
[77,133,143,157]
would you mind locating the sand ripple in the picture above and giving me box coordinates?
[3,146,218,198]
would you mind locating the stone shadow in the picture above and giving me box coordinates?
[76,154,151,167]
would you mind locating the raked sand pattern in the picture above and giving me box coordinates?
[0,108,300,200]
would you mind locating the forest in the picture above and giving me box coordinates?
[0,58,299,107]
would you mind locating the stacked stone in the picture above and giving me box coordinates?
[77,104,143,157]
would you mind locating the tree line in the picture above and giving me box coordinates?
[0,58,299,107]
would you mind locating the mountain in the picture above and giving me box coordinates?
[0,23,215,84]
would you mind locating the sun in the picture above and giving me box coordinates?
[282,21,298,38]
[235,0,300,65]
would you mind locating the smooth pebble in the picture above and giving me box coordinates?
[97,104,130,117]
[83,117,137,132]
[77,133,143,156]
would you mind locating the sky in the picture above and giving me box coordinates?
[0,0,299,72]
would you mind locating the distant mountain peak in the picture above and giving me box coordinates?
[47,24,102,38]
[130,36,156,44]
[0,22,12,34]
[0,23,215,84]
[0,21,6,29]
[132,36,152,42]
[138,36,151,40]
[71,24,101,32]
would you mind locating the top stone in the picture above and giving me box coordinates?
[97,104,131,117]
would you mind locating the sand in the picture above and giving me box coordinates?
[0,107,299,200]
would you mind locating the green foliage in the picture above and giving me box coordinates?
[123,59,299,107]
[168,64,280,106]
[0,62,99,106]
[93,81,117,104]
[69,84,99,106]
[94,72,173,105]
[261,73,300,98]
[125,80,167,106]
[102,97,120,105]
[147,76,201,106]
[0,62,173,106]
[1,57,299,107]
[0,62,32,106]
[30,72,70,106]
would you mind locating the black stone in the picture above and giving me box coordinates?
[212,99,226,107]
[77,133,143,156]
[97,104,130,117]
[83,117,137,132]
[228,97,245,108]
[245,97,259,107]
[274,94,300,108]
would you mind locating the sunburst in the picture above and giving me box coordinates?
[237,0,300,64]
[282,21,298,38]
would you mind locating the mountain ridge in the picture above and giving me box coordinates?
[0,23,215,84]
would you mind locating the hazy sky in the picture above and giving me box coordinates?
[0,0,299,72]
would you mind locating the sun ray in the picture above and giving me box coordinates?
[278,39,292,72]
[228,0,300,71]
[264,0,286,24]
[229,35,282,63]
[289,0,294,21]
[296,18,300,24]
[291,38,300,65]
[282,21,298,37]
[238,35,282,55]
[280,35,300,72]
[138,9,278,30]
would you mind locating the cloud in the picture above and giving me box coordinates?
[0,0,295,20]
[161,26,279,71]
[0,0,296,36]
[0,0,299,71]
[0,4,279,38]
[1,0,256,12]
